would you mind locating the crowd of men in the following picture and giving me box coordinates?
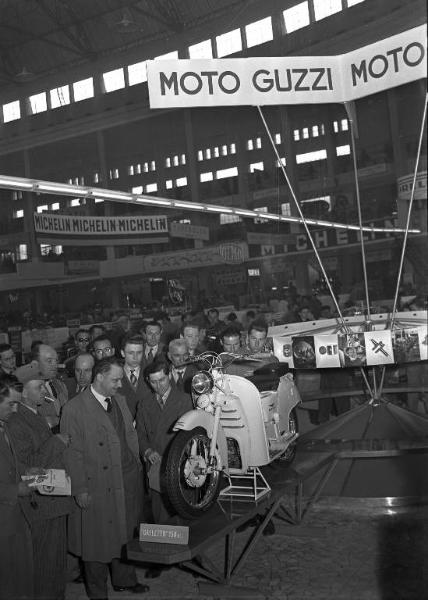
[0,312,276,600]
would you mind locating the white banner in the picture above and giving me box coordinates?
[147,25,426,107]
[34,213,168,236]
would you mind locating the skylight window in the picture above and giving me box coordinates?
[154,51,179,60]
[313,0,343,21]
[216,29,242,58]
[200,172,213,182]
[50,85,70,108]
[3,100,21,122]
[29,92,47,114]
[250,162,264,172]
[296,149,328,164]
[245,17,273,48]
[189,39,213,58]
[336,144,351,156]
[283,2,310,33]
[217,167,238,179]
[73,77,94,101]
[128,61,147,85]
[103,68,125,92]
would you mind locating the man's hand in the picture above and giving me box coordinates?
[76,492,91,509]
[146,449,161,465]
[17,481,34,497]
[56,433,71,446]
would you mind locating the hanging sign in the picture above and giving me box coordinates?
[147,25,426,107]
[273,325,427,368]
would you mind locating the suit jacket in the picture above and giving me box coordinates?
[7,404,73,522]
[140,343,166,371]
[0,427,34,599]
[135,385,193,459]
[120,368,149,420]
[61,388,141,562]
[170,363,198,396]
[63,376,86,400]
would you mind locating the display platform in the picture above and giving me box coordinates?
[127,453,335,590]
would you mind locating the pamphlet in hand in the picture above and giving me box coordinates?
[22,468,71,496]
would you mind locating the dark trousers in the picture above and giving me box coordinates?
[32,516,67,600]
[84,549,137,599]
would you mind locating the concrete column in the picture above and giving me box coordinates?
[22,149,40,261]
[96,130,115,260]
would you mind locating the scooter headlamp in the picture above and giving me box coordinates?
[192,371,214,395]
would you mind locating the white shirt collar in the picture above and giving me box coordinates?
[90,385,111,411]
[146,345,158,357]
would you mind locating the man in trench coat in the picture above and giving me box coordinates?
[61,357,149,600]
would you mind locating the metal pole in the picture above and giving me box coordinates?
[344,101,371,324]
[257,105,349,333]
[390,93,428,329]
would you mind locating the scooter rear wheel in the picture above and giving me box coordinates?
[165,427,222,520]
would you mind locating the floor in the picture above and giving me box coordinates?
[64,405,428,600]
[65,498,428,600]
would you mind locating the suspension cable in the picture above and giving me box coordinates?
[390,92,428,329]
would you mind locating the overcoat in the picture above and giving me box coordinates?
[0,428,34,599]
[60,388,141,562]
[8,403,73,521]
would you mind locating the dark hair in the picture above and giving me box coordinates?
[89,324,106,337]
[75,329,90,340]
[226,312,238,321]
[90,333,114,350]
[0,343,12,355]
[92,356,122,379]
[144,358,170,381]
[121,334,145,350]
[30,341,44,361]
[141,320,162,334]
[246,310,256,319]
[248,318,268,336]
[207,308,219,317]
[0,374,23,400]
[221,326,241,341]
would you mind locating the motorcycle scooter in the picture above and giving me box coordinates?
[165,352,301,520]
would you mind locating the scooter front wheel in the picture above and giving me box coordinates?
[165,427,222,520]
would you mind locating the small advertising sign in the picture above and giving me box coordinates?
[139,523,189,545]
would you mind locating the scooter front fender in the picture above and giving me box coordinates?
[173,410,229,474]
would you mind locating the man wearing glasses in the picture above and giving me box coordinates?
[64,329,91,376]
[91,334,116,362]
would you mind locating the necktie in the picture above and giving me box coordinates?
[105,397,112,413]
[0,421,11,451]
[76,384,86,394]
[177,371,184,385]
[48,380,58,398]
[130,370,137,388]
[147,348,154,361]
